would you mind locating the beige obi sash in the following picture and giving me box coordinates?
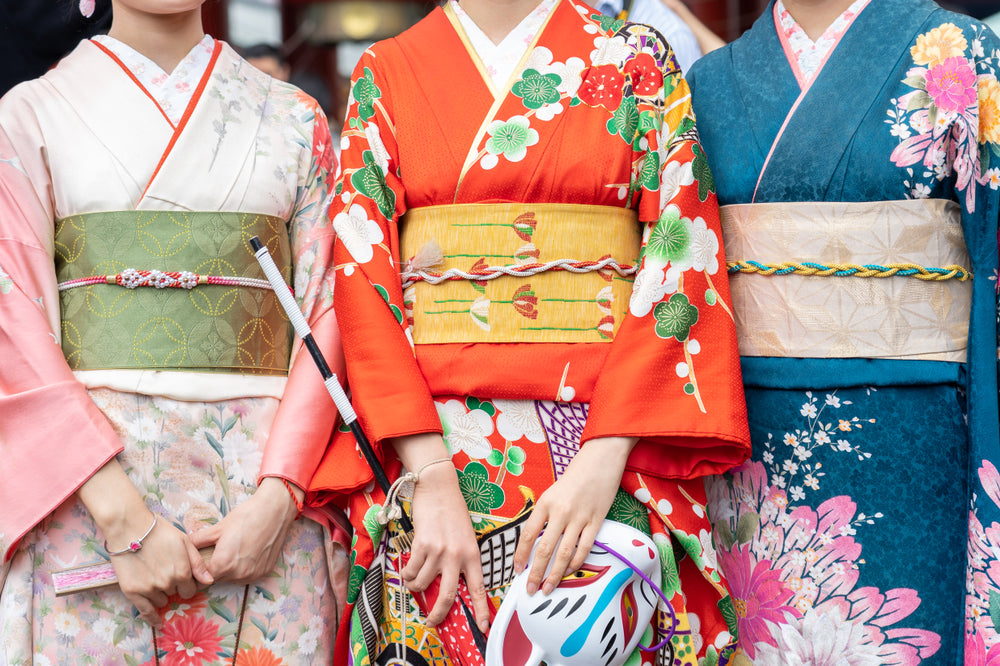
[721,199,971,361]
[399,204,641,344]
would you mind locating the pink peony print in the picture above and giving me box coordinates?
[79,0,95,17]
[925,57,977,113]
[716,543,797,658]
[708,452,943,662]
[157,614,223,666]
[966,630,1000,666]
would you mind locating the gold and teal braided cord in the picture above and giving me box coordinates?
[727,260,973,281]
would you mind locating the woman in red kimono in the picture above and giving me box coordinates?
[311,0,750,663]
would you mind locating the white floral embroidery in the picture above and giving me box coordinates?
[494,399,546,443]
[333,203,384,264]
[437,400,494,458]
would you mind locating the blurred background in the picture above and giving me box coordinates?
[1,0,997,125]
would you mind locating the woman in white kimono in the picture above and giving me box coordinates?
[0,1,345,663]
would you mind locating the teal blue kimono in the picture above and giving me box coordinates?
[689,0,1000,661]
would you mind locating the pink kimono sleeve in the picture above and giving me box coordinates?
[0,93,122,562]
[258,101,346,490]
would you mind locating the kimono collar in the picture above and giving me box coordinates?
[773,0,871,86]
[449,0,559,89]
[735,0,940,202]
[91,34,216,125]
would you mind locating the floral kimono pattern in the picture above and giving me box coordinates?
[0,39,345,665]
[689,0,1000,661]
[309,1,750,665]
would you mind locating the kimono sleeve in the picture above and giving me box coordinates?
[260,96,345,490]
[581,63,750,479]
[309,52,441,496]
[0,87,122,562]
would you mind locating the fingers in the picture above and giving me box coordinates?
[464,566,491,633]
[513,506,547,576]
[131,594,161,629]
[525,516,564,596]
[189,523,221,550]
[568,522,601,574]
[184,537,214,590]
[542,520,586,596]
[403,542,442,593]
[426,567,459,627]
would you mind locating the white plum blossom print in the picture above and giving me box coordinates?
[436,399,495,459]
[333,203,384,264]
[590,35,630,67]
[659,161,695,208]
[493,399,546,443]
[364,123,391,175]
[628,259,681,318]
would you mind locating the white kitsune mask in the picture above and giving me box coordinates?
[486,519,668,666]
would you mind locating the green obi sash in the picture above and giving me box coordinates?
[55,211,293,374]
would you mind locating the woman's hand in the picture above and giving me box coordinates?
[78,460,213,627]
[189,477,299,584]
[512,436,637,596]
[391,433,491,633]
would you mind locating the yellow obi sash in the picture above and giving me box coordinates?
[399,204,641,344]
[55,211,292,373]
[721,199,971,361]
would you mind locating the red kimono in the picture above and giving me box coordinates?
[311,1,750,663]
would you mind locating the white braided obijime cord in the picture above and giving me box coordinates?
[400,257,638,289]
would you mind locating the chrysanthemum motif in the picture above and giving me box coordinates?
[911,23,968,67]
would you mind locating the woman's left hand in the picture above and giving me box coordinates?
[190,477,300,584]
[512,436,637,595]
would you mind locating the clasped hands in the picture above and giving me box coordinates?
[81,462,301,628]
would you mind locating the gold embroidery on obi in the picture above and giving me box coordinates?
[400,204,641,344]
[55,211,292,373]
[721,199,971,361]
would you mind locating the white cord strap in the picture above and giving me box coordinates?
[376,458,453,525]
[400,257,638,289]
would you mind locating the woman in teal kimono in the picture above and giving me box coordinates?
[688,0,1000,660]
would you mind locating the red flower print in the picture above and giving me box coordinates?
[624,53,663,97]
[241,646,287,666]
[158,614,223,666]
[512,285,538,320]
[512,212,537,241]
[578,64,624,110]
[597,315,616,340]
[158,592,209,624]
[470,258,490,290]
